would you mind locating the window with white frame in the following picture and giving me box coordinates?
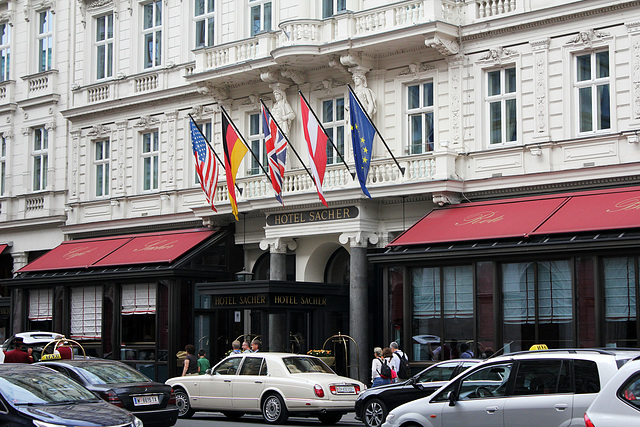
[95,139,110,197]
[194,121,212,184]
[33,127,48,191]
[249,0,271,36]
[96,13,114,80]
[142,0,162,69]
[576,50,610,133]
[322,0,346,18]
[37,9,53,72]
[248,112,266,175]
[486,67,517,145]
[0,23,10,81]
[195,0,215,47]
[0,135,5,196]
[142,131,159,191]
[407,82,434,154]
[322,97,345,165]
[71,286,102,340]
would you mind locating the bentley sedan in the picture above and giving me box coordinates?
[166,352,366,424]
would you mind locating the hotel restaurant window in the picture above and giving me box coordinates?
[603,257,638,347]
[29,288,53,331]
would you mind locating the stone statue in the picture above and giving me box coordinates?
[271,87,295,135]
[352,70,376,117]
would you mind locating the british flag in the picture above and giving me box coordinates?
[261,103,287,205]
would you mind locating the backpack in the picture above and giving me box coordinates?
[395,351,411,378]
[379,358,392,379]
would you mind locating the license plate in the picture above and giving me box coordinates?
[133,395,160,406]
[335,385,355,394]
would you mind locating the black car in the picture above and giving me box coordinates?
[355,359,480,427]
[38,359,178,427]
[0,364,143,427]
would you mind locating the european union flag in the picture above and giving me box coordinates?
[349,89,376,198]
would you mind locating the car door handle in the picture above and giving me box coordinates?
[485,406,499,414]
[224,379,232,383]
[554,404,568,411]
[255,380,263,384]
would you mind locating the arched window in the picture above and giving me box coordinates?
[324,247,349,284]
[253,253,270,280]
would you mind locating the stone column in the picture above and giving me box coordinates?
[259,237,297,352]
[339,232,378,383]
[11,252,28,276]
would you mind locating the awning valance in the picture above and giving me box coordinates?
[18,228,217,272]
[389,187,640,247]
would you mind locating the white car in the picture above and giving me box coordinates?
[383,348,640,427]
[166,352,366,424]
[584,357,640,426]
[1,331,64,362]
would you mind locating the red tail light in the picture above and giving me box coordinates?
[354,385,361,394]
[102,390,124,408]
[168,389,176,405]
[584,413,596,427]
[314,384,325,398]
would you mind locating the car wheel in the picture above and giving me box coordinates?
[363,398,387,427]
[174,388,195,418]
[317,413,343,425]
[222,411,245,420]
[262,393,288,424]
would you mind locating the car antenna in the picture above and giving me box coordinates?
[488,341,514,358]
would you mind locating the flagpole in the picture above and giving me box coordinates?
[220,106,274,187]
[348,84,405,176]
[188,113,244,196]
[260,99,316,184]
[298,90,356,180]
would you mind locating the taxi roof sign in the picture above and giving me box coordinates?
[529,344,549,351]
[40,353,62,361]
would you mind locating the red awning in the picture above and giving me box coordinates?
[18,229,217,272]
[0,244,8,254]
[93,229,216,266]
[389,187,640,247]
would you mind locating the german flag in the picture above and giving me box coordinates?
[222,110,248,221]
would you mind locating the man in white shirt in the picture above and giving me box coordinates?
[389,341,408,381]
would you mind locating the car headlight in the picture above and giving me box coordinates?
[385,413,396,424]
[133,416,144,427]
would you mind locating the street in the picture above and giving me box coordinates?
[176,412,361,427]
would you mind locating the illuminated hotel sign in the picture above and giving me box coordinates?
[214,294,327,307]
[267,206,358,226]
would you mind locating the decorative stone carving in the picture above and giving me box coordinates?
[432,192,461,206]
[425,36,460,56]
[87,124,110,136]
[566,29,611,47]
[350,67,376,117]
[479,46,518,64]
[189,105,214,119]
[197,83,229,101]
[338,232,378,248]
[259,237,298,254]
[270,86,295,135]
[281,69,306,85]
[0,11,15,26]
[133,115,159,129]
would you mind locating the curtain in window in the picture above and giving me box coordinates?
[71,286,102,339]
[28,289,52,321]
[604,257,636,321]
[122,284,156,315]
[503,263,535,324]
[538,261,572,323]
[412,268,440,319]
[443,266,473,318]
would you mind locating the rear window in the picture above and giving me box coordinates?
[283,356,334,374]
[618,373,640,410]
[574,360,600,394]
[75,362,152,384]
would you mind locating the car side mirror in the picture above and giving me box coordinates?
[448,391,456,407]
[206,368,212,375]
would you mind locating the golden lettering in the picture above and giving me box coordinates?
[606,197,640,213]
[328,209,335,219]
[455,211,504,226]
[274,215,282,225]
[62,246,96,260]
[133,239,178,252]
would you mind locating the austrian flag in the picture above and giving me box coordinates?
[300,93,329,207]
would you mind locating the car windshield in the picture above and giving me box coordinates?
[0,371,96,404]
[283,356,334,374]
[417,362,459,382]
[74,362,152,384]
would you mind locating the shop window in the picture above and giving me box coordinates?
[324,247,349,284]
[502,260,573,352]
[603,257,637,347]
[28,288,52,330]
[71,286,102,340]
[389,267,403,350]
[411,265,473,362]
[121,284,156,343]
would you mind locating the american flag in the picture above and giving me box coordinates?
[261,103,287,205]
[190,119,219,211]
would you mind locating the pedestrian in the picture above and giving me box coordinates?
[251,339,261,353]
[460,342,474,358]
[389,341,410,380]
[181,344,198,376]
[231,340,242,354]
[197,349,210,374]
[55,341,73,360]
[371,347,392,387]
[4,337,33,363]
[242,341,251,353]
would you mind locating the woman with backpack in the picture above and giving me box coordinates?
[371,347,394,387]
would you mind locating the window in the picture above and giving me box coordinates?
[512,360,571,395]
[455,363,513,400]
[322,97,345,165]
[248,112,266,175]
[407,82,434,154]
[502,261,573,351]
[0,135,5,196]
[29,288,52,330]
[619,374,640,407]
[322,0,346,18]
[486,67,517,144]
[96,14,113,79]
[95,139,110,197]
[239,357,265,375]
[195,0,215,47]
[412,265,473,361]
[37,9,53,72]
[194,121,212,184]
[121,283,155,343]
[33,127,48,191]
[603,257,637,347]
[0,23,10,81]
[214,357,242,375]
[142,131,159,191]
[249,0,271,36]
[70,286,102,340]
[143,0,162,69]
[576,50,610,133]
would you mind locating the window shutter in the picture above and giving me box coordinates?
[122,283,156,315]
[71,286,102,339]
